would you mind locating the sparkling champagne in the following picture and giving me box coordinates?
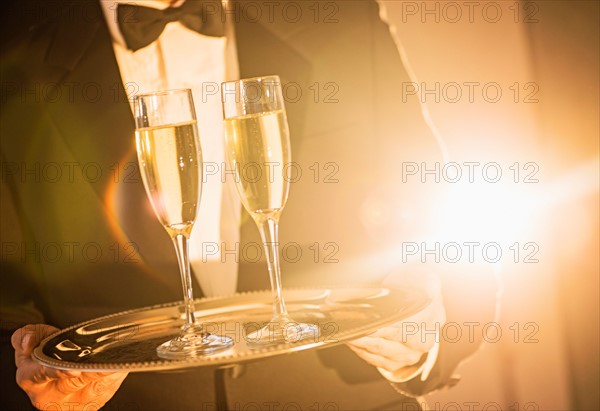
[221,76,319,345]
[135,121,201,236]
[224,110,290,221]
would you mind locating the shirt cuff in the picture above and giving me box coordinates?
[376,339,440,383]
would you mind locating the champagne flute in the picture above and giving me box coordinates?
[134,89,233,359]
[221,76,319,345]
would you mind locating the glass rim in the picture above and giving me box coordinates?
[221,75,281,87]
[133,88,192,101]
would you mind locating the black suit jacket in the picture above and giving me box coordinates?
[1,1,497,409]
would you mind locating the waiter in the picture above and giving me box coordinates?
[1,1,497,409]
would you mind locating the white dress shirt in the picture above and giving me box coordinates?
[100,0,241,297]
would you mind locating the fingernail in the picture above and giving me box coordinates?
[21,333,32,350]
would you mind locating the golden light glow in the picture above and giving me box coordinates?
[431,181,540,244]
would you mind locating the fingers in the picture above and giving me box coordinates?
[55,371,129,397]
[89,372,129,395]
[11,325,129,408]
[367,323,434,353]
[15,357,72,388]
[349,336,424,365]
[12,324,60,353]
[12,324,80,389]
[77,371,129,385]
[404,300,445,352]
[368,300,445,352]
[369,323,437,353]
[347,342,424,372]
[12,324,60,369]
[53,372,126,395]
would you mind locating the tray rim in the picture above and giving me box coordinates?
[33,286,429,372]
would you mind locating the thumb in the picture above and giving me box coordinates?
[12,324,60,367]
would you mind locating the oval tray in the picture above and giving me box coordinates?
[33,287,428,372]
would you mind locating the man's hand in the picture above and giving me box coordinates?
[11,324,128,411]
[347,271,446,382]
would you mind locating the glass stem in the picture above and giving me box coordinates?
[257,218,289,321]
[172,233,197,328]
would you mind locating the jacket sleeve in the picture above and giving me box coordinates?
[318,0,499,396]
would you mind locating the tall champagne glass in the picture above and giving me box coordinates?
[221,76,319,345]
[134,89,233,359]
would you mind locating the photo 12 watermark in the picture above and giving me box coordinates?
[197,241,340,265]
[198,402,339,411]
[402,162,540,184]
[0,241,140,265]
[401,241,539,264]
[402,82,539,104]
[398,321,540,345]
[398,1,540,24]
[402,401,540,411]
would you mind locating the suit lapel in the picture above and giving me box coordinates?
[40,2,134,194]
[33,1,184,291]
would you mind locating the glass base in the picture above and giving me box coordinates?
[246,317,321,346]
[157,326,233,360]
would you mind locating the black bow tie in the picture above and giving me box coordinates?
[117,1,225,52]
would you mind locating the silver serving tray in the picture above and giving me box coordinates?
[33,287,428,372]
